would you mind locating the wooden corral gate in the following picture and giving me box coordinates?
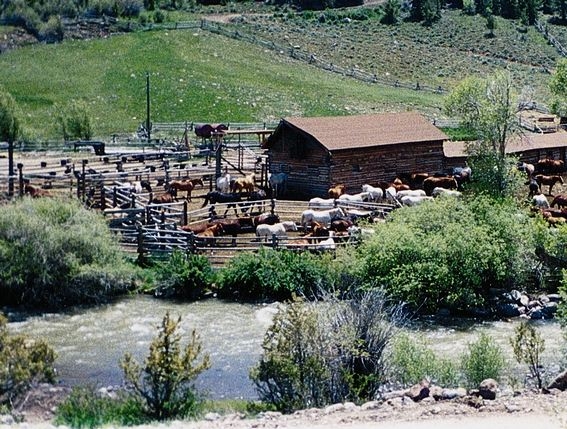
[113,199,396,268]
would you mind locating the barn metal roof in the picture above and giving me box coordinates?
[443,131,567,158]
[279,112,448,151]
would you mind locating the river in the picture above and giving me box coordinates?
[6,296,566,400]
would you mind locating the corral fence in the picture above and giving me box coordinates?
[113,198,396,268]
[535,20,567,57]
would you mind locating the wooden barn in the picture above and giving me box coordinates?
[263,112,449,198]
[443,132,567,169]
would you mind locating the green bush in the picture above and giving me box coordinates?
[53,99,93,141]
[217,248,337,301]
[0,313,56,407]
[390,332,459,387]
[510,321,545,389]
[356,195,539,314]
[0,198,137,309]
[154,250,215,300]
[38,15,64,43]
[55,386,145,429]
[461,332,506,387]
[121,312,211,420]
[251,290,404,412]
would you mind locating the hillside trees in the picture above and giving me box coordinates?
[549,58,567,117]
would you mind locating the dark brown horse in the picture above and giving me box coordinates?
[423,176,458,196]
[551,194,567,209]
[24,184,51,198]
[535,159,565,175]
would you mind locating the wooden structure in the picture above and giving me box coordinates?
[263,112,449,198]
[443,131,567,168]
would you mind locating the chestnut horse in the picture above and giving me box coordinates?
[167,178,203,201]
[328,184,346,199]
[231,173,256,194]
[535,174,564,196]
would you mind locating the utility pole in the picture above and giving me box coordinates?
[146,72,151,145]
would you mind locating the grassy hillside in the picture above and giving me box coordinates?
[0,27,444,141]
[1,5,562,141]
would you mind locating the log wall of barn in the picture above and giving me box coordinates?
[517,147,567,165]
[268,130,331,198]
[330,141,446,194]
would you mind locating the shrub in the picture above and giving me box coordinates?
[389,332,459,387]
[38,15,65,43]
[153,250,215,300]
[53,99,93,141]
[510,321,545,389]
[2,0,41,35]
[356,195,539,314]
[154,9,166,22]
[0,313,56,407]
[121,312,211,420]
[250,290,404,412]
[0,198,137,309]
[217,248,337,301]
[461,332,506,387]
[55,386,145,428]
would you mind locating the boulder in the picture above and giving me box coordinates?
[547,293,562,302]
[547,370,567,391]
[478,378,498,400]
[496,303,521,318]
[441,387,467,400]
[406,379,430,402]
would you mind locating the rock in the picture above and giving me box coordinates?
[204,412,221,421]
[478,378,498,400]
[547,293,562,302]
[547,369,567,391]
[462,394,484,408]
[360,400,381,410]
[382,389,406,400]
[429,385,444,400]
[0,415,15,425]
[538,294,550,304]
[325,403,347,414]
[496,303,521,318]
[406,379,430,402]
[520,294,530,307]
[529,307,544,319]
[441,387,467,400]
[542,301,558,318]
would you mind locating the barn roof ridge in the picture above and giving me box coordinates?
[270,112,449,151]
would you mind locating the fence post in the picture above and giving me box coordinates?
[271,233,278,249]
[136,225,145,265]
[270,198,276,215]
[183,200,188,226]
[17,163,23,196]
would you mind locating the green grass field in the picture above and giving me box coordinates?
[1,26,444,141]
[1,4,562,141]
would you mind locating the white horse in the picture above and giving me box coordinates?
[532,193,550,209]
[400,195,434,206]
[268,172,288,197]
[396,189,427,199]
[338,192,370,202]
[362,184,383,201]
[432,187,462,198]
[308,197,336,209]
[255,221,298,241]
[300,207,345,229]
[216,172,231,193]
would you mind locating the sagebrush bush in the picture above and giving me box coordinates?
[217,248,339,301]
[461,332,506,387]
[38,15,65,43]
[121,312,211,420]
[0,198,137,309]
[154,250,215,300]
[510,322,545,389]
[0,313,56,407]
[356,195,539,314]
[389,332,459,387]
[251,290,404,412]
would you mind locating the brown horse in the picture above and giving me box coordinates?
[150,189,177,204]
[167,178,203,201]
[535,159,565,175]
[24,184,51,198]
[423,176,458,196]
[551,194,567,209]
[328,184,346,199]
[231,173,256,194]
[535,174,564,196]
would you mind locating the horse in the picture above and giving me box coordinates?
[241,189,268,213]
[231,173,256,194]
[535,159,565,175]
[532,194,550,209]
[431,187,462,198]
[300,207,345,229]
[216,172,231,193]
[24,184,51,198]
[391,178,411,192]
[517,162,535,179]
[361,184,383,201]
[268,172,288,197]
[167,178,203,201]
[255,221,298,241]
[309,197,336,209]
[400,195,434,206]
[535,174,564,196]
[328,184,346,199]
[196,223,225,247]
[423,176,458,196]
[528,179,540,198]
[252,212,280,227]
[338,192,369,202]
[550,194,567,209]
[150,190,177,204]
[201,191,243,217]
[396,189,427,200]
